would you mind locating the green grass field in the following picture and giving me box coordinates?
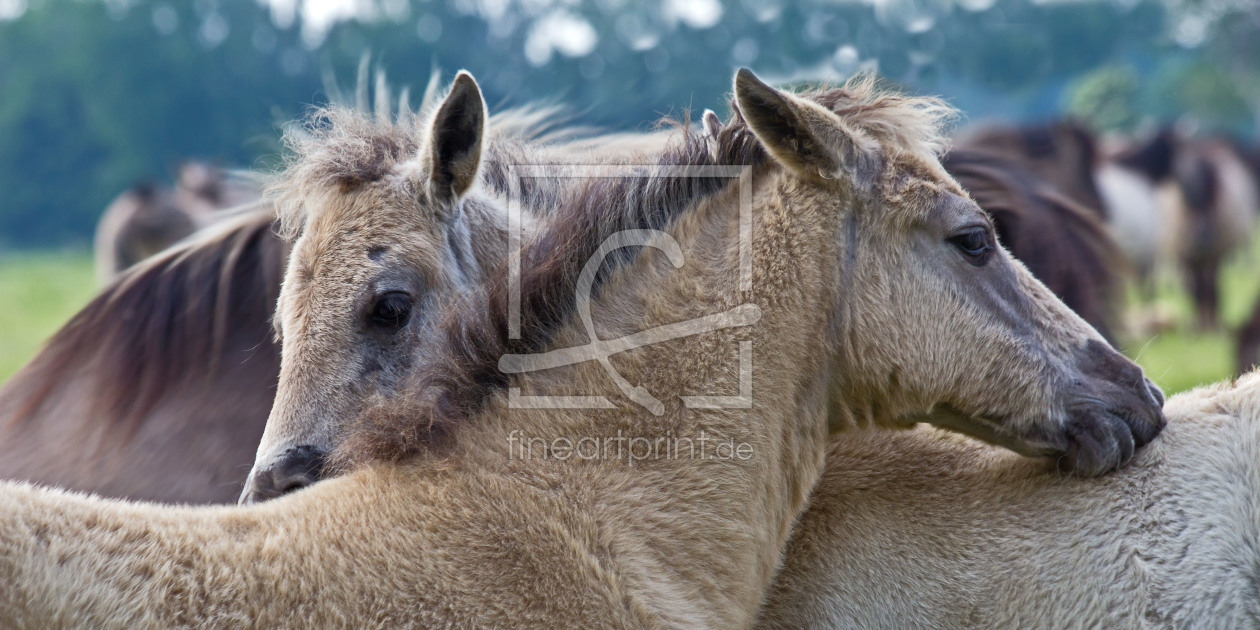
[1121,250,1260,395]
[0,247,1256,395]
[0,251,96,383]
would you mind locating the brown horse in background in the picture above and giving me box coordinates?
[1241,298,1260,374]
[0,206,285,503]
[959,120,1107,216]
[1235,139,1260,374]
[94,162,260,284]
[94,182,197,284]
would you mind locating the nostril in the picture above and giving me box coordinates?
[240,445,327,504]
[273,473,314,495]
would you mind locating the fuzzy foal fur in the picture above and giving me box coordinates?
[759,371,1260,628]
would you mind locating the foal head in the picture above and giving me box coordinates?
[241,73,488,502]
[730,70,1164,474]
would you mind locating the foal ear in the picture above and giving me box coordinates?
[427,71,486,202]
[702,109,723,139]
[733,68,880,187]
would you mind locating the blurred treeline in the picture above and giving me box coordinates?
[0,0,1256,248]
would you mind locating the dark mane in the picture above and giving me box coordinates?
[1176,150,1220,217]
[961,120,1106,217]
[2,205,287,436]
[129,181,161,200]
[942,148,1123,342]
[1227,137,1260,183]
[1238,292,1260,374]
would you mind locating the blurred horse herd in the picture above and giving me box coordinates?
[0,109,1258,505]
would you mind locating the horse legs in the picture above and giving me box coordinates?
[1186,254,1221,331]
[1238,294,1260,374]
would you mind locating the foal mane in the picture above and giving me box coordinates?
[327,78,957,468]
[2,205,286,436]
[270,95,629,241]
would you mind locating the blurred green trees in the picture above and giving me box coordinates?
[0,0,1254,247]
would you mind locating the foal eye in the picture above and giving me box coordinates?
[947,227,994,265]
[369,291,413,331]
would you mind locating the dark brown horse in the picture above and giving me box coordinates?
[0,205,285,503]
[1235,139,1260,374]
[942,148,1123,343]
[959,120,1107,217]
[93,182,198,284]
[1240,296,1260,374]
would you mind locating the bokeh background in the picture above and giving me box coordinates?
[1,0,1258,393]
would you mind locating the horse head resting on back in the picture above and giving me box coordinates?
[758,372,1260,628]
[241,69,1165,505]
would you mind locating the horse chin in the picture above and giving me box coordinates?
[904,405,1065,459]
[902,388,1165,477]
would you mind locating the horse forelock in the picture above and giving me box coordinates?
[269,105,425,242]
[269,93,591,244]
[2,206,286,439]
[799,75,958,161]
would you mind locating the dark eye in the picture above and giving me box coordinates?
[948,227,994,265]
[369,291,413,331]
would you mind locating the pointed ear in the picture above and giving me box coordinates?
[427,71,485,201]
[733,68,880,187]
[702,109,722,139]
